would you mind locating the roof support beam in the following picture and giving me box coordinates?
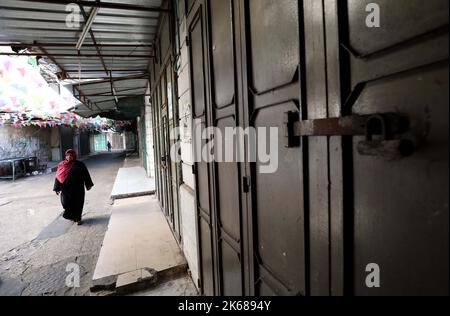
[0,52,153,58]
[85,87,148,96]
[78,73,149,86]
[33,43,102,112]
[76,5,99,51]
[1,43,153,48]
[16,0,171,12]
[67,74,147,80]
[83,94,152,97]
[78,4,108,75]
[65,69,147,73]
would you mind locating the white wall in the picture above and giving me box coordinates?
[145,84,155,178]
[176,2,200,289]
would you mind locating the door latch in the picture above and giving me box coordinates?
[284,112,415,159]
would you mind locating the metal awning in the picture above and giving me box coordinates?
[0,0,166,118]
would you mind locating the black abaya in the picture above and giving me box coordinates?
[54,161,94,222]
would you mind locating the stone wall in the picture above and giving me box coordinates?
[0,126,52,163]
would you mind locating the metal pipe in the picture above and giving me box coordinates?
[76,7,99,50]
[16,0,171,12]
[78,5,108,75]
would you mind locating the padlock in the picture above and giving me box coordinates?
[357,114,415,160]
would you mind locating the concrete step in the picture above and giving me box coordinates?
[110,167,155,200]
[90,196,190,296]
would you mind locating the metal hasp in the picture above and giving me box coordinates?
[285,112,415,160]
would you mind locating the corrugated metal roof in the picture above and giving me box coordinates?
[0,0,163,118]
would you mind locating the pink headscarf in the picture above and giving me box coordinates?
[56,149,77,183]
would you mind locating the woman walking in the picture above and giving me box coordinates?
[54,149,94,225]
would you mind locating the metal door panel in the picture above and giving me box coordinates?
[60,127,74,155]
[215,117,243,296]
[246,0,305,296]
[342,0,449,295]
[200,218,215,296]
[209,0,245,296]
[247,0,305,295]
[216,118,241,239]
[347,0,448,56]
[220,240,243,295]
[198,160,210,215]
[156,86,164,204]
[252,102,304,296]
[257,276,278,296]
[161,115,169,216]
[351,32,449,87]
[248,0,299,93]
[210,0,235,108]
[191,13,206,118]
[303,0,332,295]
[352,65,449,295]
[189,6,216,295]
[166,63,181,240]
[154,91,163,203]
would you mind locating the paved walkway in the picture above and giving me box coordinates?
[110,167,155,200]
[92,196,197,295]
[0,153,197,296]
[91,161,197,296]
[0,152,125,296]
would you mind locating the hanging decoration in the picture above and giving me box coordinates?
[0,55,77,116]
[0,112,132,133]
[0,55,132,132]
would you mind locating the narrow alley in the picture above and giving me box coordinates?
[0,152,124,295]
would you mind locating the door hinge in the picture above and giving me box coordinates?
[242,176,250,193]
[192,164,197,175]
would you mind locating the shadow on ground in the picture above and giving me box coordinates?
[81,216,110,227]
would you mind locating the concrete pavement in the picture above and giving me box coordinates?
[0,152,125,296]
[0,152,197,296]
[110,167,155,200]
[90,159,197,296]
